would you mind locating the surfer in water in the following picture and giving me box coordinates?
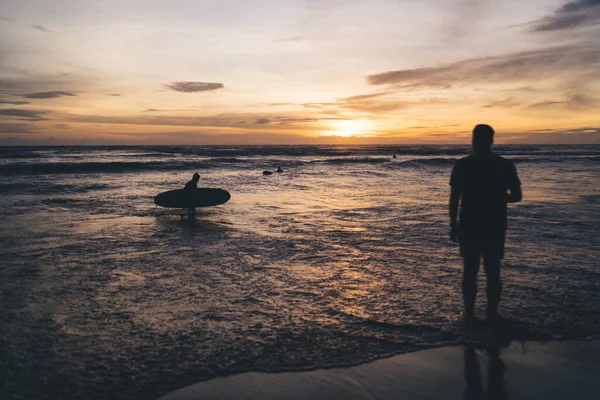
[184,173,200,218]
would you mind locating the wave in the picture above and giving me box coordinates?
[3,145,599,159]
[509,156,592,163]
[129,152,178,158]
[314,157,392,164]
[3,154,598,175]
[206,157,247,163]
[0,182,112,194]
[397,158,457,167]
[0,161,216,175]
[0,152,46,159]
[396,156,599,167]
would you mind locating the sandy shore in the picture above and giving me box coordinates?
[160,340,600,400]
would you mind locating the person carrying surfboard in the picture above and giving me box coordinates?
[184,173,200,217]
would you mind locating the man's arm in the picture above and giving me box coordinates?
[506,162,522,203]
[449,186,460,243]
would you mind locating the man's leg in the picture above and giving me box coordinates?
[483,256,502,320]
[463,254,480,321]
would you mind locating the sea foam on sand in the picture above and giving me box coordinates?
[160,340,600,400]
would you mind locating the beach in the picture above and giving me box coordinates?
[161,340,600,400]
[1,145,599,399]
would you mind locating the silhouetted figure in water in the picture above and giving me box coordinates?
[393,154,397,159]
[184,173,200,218]
[464,346,506,400]
[277,167,284,173]
[449,124,522,327]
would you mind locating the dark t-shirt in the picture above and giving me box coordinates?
[450,153,520,239]
[184,180,197,191]
[184,179,198,207]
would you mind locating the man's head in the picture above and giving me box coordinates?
[472,124,494,153]
[192,173,200,181]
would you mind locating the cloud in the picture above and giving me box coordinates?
[269,93,403,116]
[528,100,566,108]
[0,68,97,95]
[55,123,70,129]
[335,91,404,114]
[0,108,46,120]
[342,102,405,113]
[0,100,30,105]
[394,82,453,90]
[0,123,38,134]
[528,93,599,109]
[500,126,600,144]
[144,108,198,112]
[62,111,349,131]
[0,80,19,91]
[302,102,336,109]
[18,91,76,99]
[338,92,390,102]
[255,118,270,124]
[367,45,600,88]
[531,0,600,31]
[482,98,521,108]
[108,93,121,96]
[31,24,52,32]
[275,116,349,124]
[165,81,224,93]
[143,108,199,112]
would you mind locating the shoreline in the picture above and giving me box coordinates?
[160,339,600,400]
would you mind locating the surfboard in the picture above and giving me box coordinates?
[154,188,231,208]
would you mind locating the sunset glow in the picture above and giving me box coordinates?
[328,119,374,138]
[0,0,599,144]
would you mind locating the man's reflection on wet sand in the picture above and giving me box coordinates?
[464,346,507,400]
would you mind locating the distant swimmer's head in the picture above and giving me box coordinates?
[277,167,283,173]
[192,173,200,181]
[472,124,494,153]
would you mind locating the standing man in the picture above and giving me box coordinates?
[449,124,522,327]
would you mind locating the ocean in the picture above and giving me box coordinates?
[1,144,599,399]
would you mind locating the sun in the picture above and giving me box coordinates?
[329,119,373,137]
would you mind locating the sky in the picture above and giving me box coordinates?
[0,0,599,144]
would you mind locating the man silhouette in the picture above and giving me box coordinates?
[184,173,200,218]
[449,124,522,327]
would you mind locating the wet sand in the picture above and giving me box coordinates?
[160,340,600,400]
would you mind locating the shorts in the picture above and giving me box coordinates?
[460,236,505,260]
